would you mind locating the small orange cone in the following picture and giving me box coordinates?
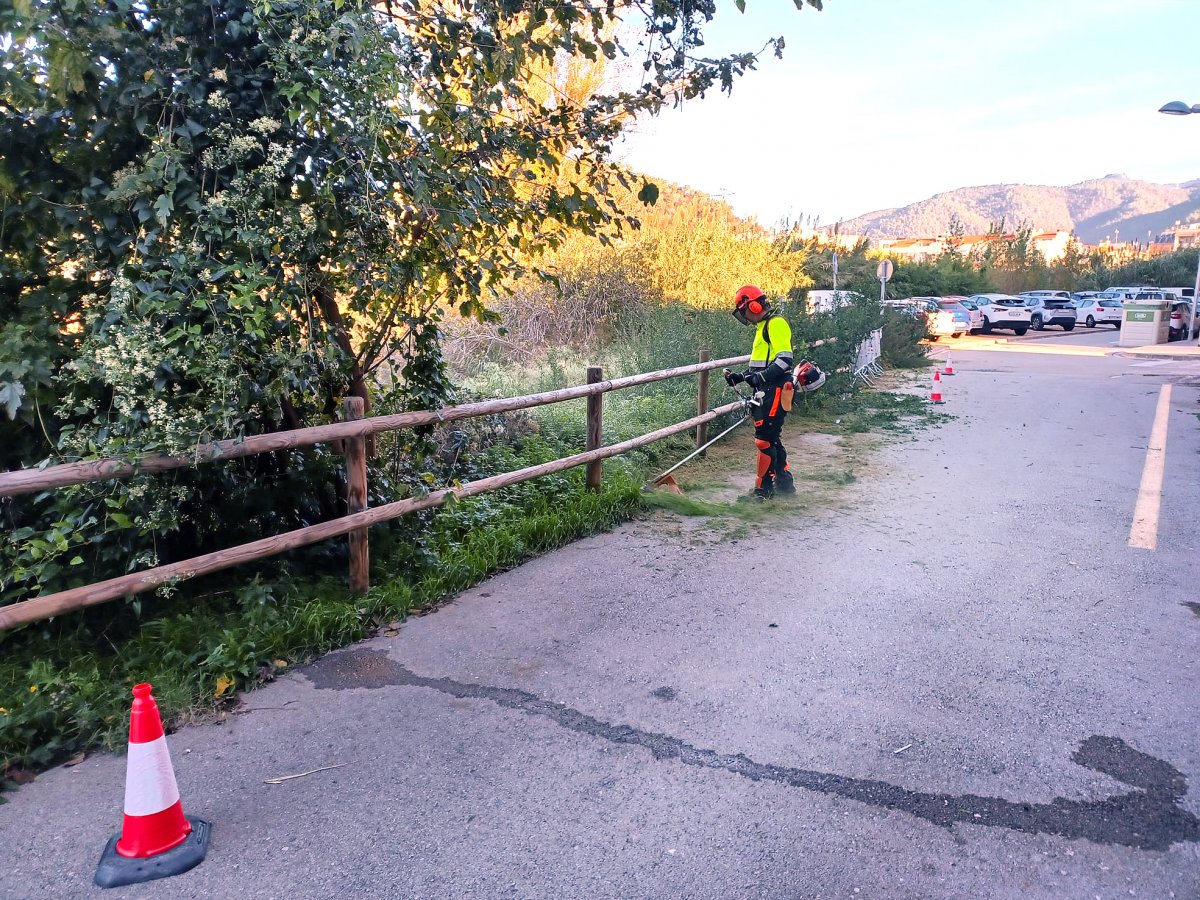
[943,354,955,375]
[94,683,211,888]
[930,370,944,404]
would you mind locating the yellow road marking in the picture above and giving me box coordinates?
[1128,384,1172,550]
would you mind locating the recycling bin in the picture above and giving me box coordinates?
[1119,300,1170,347]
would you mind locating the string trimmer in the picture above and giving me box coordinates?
[650,390,759,492]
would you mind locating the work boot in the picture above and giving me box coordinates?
[752,474,774,500]
[775,471,796,495]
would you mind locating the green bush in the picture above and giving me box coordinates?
[880,308,932,368]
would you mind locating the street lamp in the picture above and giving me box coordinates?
[1158,100,1200,115]
[1158,100,1200,340]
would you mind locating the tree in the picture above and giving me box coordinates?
[941,213,965,258]
[0,0,824,602]
[1104,247,1199,290]
[1051,236,1093,290]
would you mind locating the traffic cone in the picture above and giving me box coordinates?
[943,354,955,375]
[94,683,211,889]
[930,370,944,404]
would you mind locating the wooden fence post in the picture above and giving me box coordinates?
[586,366,603,492]
[342,397,369,595]
[696,349,710,451]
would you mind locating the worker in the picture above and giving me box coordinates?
[724,285,796,500]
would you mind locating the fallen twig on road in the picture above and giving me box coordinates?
[264,763,348,785]
[235,700,299,715]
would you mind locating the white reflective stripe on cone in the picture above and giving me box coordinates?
[123,735,182,817]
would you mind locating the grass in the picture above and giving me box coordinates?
[806,468,858,485]
[0,304,942,788]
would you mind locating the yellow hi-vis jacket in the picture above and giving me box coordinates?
[749,314,794,376]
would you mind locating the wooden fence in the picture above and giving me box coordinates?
[0,352,750,630]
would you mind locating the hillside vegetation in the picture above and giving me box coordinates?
[837,175,1200,243]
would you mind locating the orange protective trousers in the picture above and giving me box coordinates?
[752,386,789,490]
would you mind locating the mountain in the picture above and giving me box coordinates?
[833,175,1200,244]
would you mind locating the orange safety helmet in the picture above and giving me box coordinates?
[733,285,769,324]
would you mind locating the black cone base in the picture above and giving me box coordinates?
[94,816,212,889]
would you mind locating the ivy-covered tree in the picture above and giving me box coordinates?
[0,0,823,602]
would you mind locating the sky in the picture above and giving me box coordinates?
[616,0,1200,228]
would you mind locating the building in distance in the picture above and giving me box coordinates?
[875,230,1073,263]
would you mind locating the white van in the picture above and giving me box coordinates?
[806,290,864,313]
[1102,287,1143,301]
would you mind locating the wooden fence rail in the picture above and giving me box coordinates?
[0,354,750,630]
[0,355,749,499]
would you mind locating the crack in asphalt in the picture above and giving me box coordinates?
[307,649,1200,851]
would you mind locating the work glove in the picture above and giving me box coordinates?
[724,369,745,387]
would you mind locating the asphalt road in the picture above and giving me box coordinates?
[2,341,1199,899]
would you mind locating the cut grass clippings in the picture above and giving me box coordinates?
[642,381,947,533]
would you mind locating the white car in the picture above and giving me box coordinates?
[1020,295,1077,331]
[965,294,1034,335]
[1168,301,1199,341]
[1075,296,1122,328]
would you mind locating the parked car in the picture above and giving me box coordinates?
[883,297,963,340]
[935,299,973,338]
[1133,289,1175,304]
[1071,291,1099,305]
[1020,290,1074,303]
[1168,301,1198,341]
[1074,296,1123,328]
[965,294,1033,335]
[1103,286,1144,302]
[1021,295,1077,331]
[946,295,983,332]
